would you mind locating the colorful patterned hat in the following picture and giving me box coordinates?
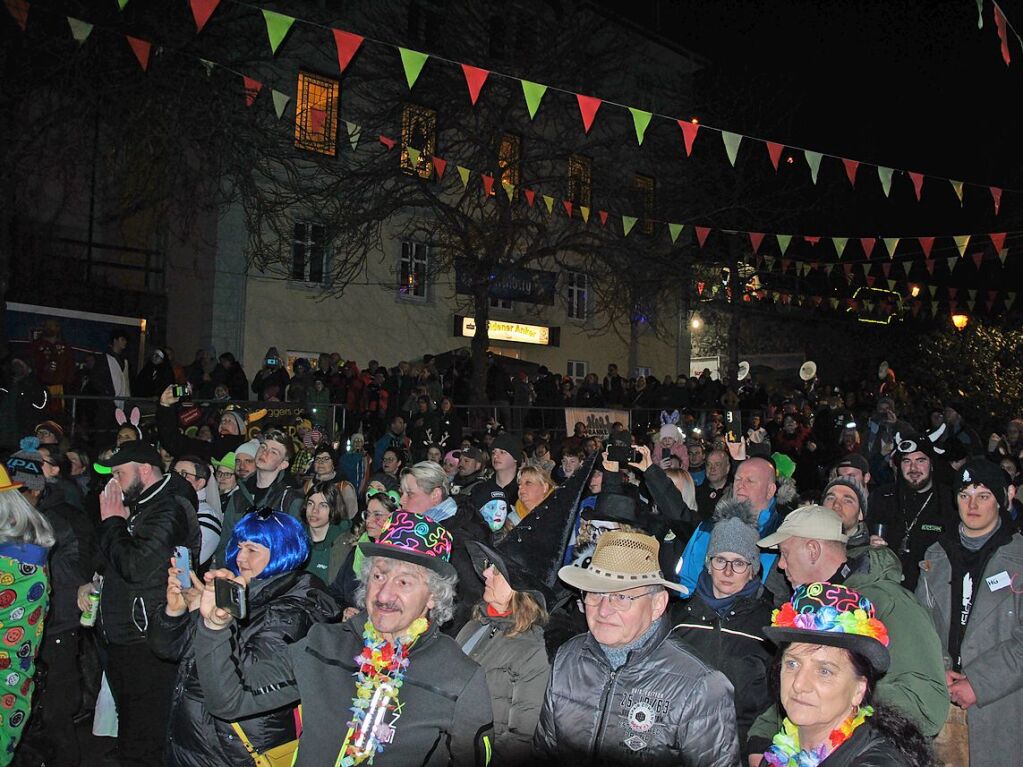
[764,582,891,673]
[359,511,456,578]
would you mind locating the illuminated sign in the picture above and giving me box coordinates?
[456,316,558,346]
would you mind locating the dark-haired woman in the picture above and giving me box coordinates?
[301,481,351,584]
[151,509,337,767]
[304,443,358,522]
[759,582,932,767]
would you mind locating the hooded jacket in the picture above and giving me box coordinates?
[214,472,304,566]
[192,611,495,767]
[149,571,337,767]
[533,616,739,766]
[916,526,1023,767]
[747,545,949,754]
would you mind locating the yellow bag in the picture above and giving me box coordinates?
[231,706,302,767]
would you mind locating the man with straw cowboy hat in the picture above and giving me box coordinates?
[533,530,739,766]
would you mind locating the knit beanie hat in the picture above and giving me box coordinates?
[6,437,46,493]
[824,476,868,518]
[236,439,260,458]
[706,497,761,574]
[220,410,247,435]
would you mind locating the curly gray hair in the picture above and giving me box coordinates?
[355,556,458,626]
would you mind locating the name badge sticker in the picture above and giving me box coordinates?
[986,571,1012,592]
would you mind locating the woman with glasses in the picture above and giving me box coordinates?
[301,481,351,584]
[670,499,774,760]
[456,542,550,766]
[151,509,337,767]
[326,487,399,618]
[211,452,239,509]
[303,443,358,523]
[379,446,406,480]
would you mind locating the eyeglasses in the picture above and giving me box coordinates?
[313,455,333,463]
[175,469,199,481]
[366,487,401,505]
[708,556,751,573]
[581,590,653,611]
[215,470,235,480]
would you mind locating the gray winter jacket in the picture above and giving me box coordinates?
[456,613,549,766]
[533,616,739,766]
[916,530,1023,767]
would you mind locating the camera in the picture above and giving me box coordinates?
[214,578,247,620]
[607,444,640,465]
[171,384,189,398]
[265,358,278,367]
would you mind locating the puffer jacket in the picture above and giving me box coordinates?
[456,610,550,766]
[99,474,200,645]
[670,577,774,758]
[533,616,738,766]
[149,571,338,767]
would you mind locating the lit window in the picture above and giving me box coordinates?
[294,72,339,156]
[567,155,592,208]
[401,104,436,179]
[292,222,329,284]
[567,360,588,385]
[633,174,655,235]
[566,271,589,320]
[399,241,429,300]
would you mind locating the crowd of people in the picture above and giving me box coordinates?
[1,331,1022,766]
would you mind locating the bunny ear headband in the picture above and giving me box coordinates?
[115,407,143,438]
[660,409,681,425]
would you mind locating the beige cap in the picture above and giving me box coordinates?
[757,504,848,548]
[559,531,685,594]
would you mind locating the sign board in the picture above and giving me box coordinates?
[455,259,558,304]
[564,407,631,440]
[690,356,720,380]
[456,316,559,347]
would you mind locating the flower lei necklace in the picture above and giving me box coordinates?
[762,706,873,767]
[335,617,429,767]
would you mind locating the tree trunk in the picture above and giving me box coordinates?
[469,287,491,434]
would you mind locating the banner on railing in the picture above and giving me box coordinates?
[564,407,631,440]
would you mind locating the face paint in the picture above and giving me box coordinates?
[480,499,508,532]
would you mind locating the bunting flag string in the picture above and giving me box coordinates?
[189,0,220,33]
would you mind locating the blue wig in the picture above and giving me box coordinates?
[225,510,310,579]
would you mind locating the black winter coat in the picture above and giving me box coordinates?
[38,489,91,635]
[670,581,775,758]
[817,720,910,766]
[149,571,338,767]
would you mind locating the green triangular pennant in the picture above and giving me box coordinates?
[968,299,976,311]
[542,195,554,214]
[399,48,429,89]
[950,180,964,204]
[622,215,637,236]
[887,279,897,290]
[262,10,295,55]
[521,80,547,120]
[67,16,93,42]
[407,146,421,166]
[883,237,900,258]
[830,298,839,309]
[668,223,683,243]
[877,166,893,197]
[117,0,129,9]
[721,131,743,167]
[968,288,978,301]
[271,90,290,119]
[901,260,912,276]
[954,234,970,257]
[931,301,939,315]
[861,263,871,278]
[805,151,823,183]
[629,108,653,145]
[947,256,958,273]
[999,249,1008,264]
[833,237,848,258]
[777,234,792,256]
[502,182,515,202]
[457,166,471,189]
[977,0,984,27]
[928,285,937,298]
[345,121,361,151]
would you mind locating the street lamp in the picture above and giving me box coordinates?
[690,315,702,330]
[951,312,969,332]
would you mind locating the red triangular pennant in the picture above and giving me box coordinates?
[523,188,535,207]
[695,226,711,248]
[918,236,935,258]
[460,64,489,106]
[378,135,396,150]
[842,158,859,187]
[697,281,706,296]
[995,5,1012,65]
[765,141,783,170]
[242,76,262,107]
[189,0,220,32]
[881,262,891,279]
[576,94,602,134]
[860,237,876,259]
[332,29,364,74]
[126,35,151,71]
[598,210,608,226]
[991,186,1002,215]
[750,232,765,253]
[431,156,446,180]
[781,259,791,273]
[481,174,494,196]
[804,235,821,245]
[925,259,935,275]
[972,253,984,270]
[986,296,997,313]
[990,232,1006,252]
[563,200,573,218]
[5,0,29,30]
[678,120,699,157]
[908,171,924,201]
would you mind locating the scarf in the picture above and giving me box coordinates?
[694,570,760,616]
[763,706,873,767]
[598,618,661,671]
[337,618,429,766]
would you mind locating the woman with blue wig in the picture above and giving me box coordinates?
[149,509,339,767]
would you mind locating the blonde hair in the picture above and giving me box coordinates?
[516,464,553,490]
[473,589,548,637]
[664,468,697,511]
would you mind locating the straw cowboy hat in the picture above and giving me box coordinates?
[558,530,685,594]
